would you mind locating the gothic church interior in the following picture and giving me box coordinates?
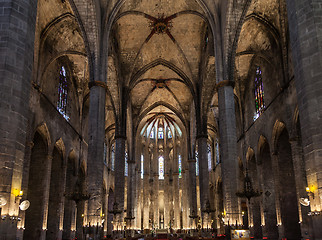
[1,0,322,239]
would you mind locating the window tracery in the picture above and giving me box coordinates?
[57,66,69,121]
[254,66,265,120]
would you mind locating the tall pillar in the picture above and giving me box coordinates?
[217,83,239,224]
[164,146,170,229]
[286,1,322,237]
[0,0,37,239]
[135,167,142,230]
[126,158,136,230]
[143,144,150,230]
[173,143,180,229]
[196,136,210,228]
[188,158,198,228]
[114,136,126,231]
[153,142,159,228]
[289,139,313,238]
[181,169,189,229]
[134,141,142,230]
[86,83,106,236]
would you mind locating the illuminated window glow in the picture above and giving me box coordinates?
[208,144,212,171]
[111,144,115,171]
[215,140,220,165]
[150,128,155,139]
[254,66,265,120]
[159,156,164,179]
[125,151,128,176]
[141,155,144,179]
[57,66,69,121]
[195,151,199,176]
[168,128,172,138]
[178,154,182,178]
[158,127,164,139]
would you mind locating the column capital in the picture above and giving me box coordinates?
[216,80,235,90]
[88,81,107,90]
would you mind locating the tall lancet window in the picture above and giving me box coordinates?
[215,140,220,165]
[150,128,155,139]
[168,128,172,139]
[178,154,182,178]
[57,66,69,121]
[141,155,144,179]
[195,151,199,176]
[208,144,212,171]
[158,127,164,139]
[159,156,164,179]
[125,151,128,176]
[254,66,265,119]
[111,143,115,171]
[103,142,107,164]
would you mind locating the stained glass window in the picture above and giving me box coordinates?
[150,128,155,139]
[104,142,107,164]
[208,144,212,171]
[178,154,182,178]
[159,156,164,179]
[215,140,220,165]
[254,66,265,120]
[57,66,69,121]
[141,155,144,179]
[168,128,172,139]
[125,151,128,176]
[111,144,115,171]
[158,127,164,139]
[195,151,199,176]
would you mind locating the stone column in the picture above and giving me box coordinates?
[75,201,85,240]
[196,136,210,228]
[164,146,170,229]
[182,169,189,230]
[173,143,180,229]
[134,141,142,230]
[153,144,159,229]
[217,83,239,224]
[126,158,136,231]
[270,153,283,237]
[0,0,37,239]
[286,1,322,237]
[135,166,142,230]
[114,136,126,231]
[143,144,150,230]
[188,158,198,228]
[289,139,313,238]
[86,83,106,236]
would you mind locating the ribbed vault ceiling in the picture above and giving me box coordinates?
[112,0,209,131]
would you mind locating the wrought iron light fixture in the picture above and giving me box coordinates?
[236,169,262,202]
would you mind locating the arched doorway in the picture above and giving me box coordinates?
[24,132,48,239]
[276,128,301,239]
[259,142,278,238]
[47,146,65,240]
